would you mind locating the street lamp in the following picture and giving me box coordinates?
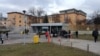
[23,10,26,30]
[23,10,26,45]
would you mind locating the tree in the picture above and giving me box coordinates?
[0,13,3,20]
[28,7,45,23]
[91,10,100,29]
[86,19,93,24]
[43,15,48,23]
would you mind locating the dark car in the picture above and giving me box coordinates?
[52,30,58,37]
[59,30,68,38]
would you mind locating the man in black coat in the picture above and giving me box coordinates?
[0,33,3,44]
[75,31,78,38]
[92,29,99,43]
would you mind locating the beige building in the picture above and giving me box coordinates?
[46,9,86,30]
[59,9,86,24]
[7,12,36,27]
[7,8,86,30]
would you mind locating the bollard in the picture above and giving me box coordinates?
[71,42,73,47]
[33,34,39,44]
[87,44,89,52]
[58,37,61,46]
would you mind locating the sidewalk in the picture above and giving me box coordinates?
[52,38,100,55]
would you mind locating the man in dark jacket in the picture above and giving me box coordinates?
[6,32,8,39]
[92,29,99,43]
[0,33,3,44]
[75,31,78,38]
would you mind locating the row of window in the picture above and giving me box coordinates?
[14,15,22,18]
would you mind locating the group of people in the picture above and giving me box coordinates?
[45,29,99,42]
[0,32,9,44]
[74,29,99,43]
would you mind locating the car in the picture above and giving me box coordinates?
[59,30,68,38]
[52,30,58,37]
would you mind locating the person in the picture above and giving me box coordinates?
[75,31,78,38]
[68,30,71,38]
[92,28,99,43]
[45,31,49,39]
[24,29,29,35]
[6,32,8,39]
[38,31,41,38]
[0,33,3,44]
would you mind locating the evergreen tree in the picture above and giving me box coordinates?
[43,15,48,23]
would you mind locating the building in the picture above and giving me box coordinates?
[7,8,86,31]
[59,8,86,30]
[0,18,10,32]
[31,23,63,33]
[7,12,36,27]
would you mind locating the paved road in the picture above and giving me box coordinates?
[0,33,100,55]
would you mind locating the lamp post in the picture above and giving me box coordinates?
[23,10,26,45]
[23,10,26,30]
[50,15,53,42]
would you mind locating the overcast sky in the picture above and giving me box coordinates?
[0,0,100,18]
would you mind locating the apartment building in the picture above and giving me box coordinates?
[7,12,36,27]
[59,8,86,24]
[59,8,86,30]
[7,8,86,30]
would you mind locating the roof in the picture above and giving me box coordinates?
[60,8,86,15]
[60,8,76,12]
[7,12,23,15]
[7,12,35,17]
[31,23,63,26]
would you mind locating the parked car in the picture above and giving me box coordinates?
[52,30,58,37]
[59,30,68,38]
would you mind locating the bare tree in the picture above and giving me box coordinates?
[29,7,36,16]
[36,7,45,23]
[28,7,45,23]
[0,13,3,20]
[91,10,100,29]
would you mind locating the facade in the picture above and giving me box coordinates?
[7,12,36,27]
[0,19,9,32]
[59,9,86,24]
[59,8,86,30]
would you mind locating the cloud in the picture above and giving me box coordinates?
[46,0,85,14]
[0,0,100,18]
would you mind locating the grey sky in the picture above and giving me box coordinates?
[0,0,100,18]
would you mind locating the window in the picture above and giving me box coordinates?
[13,18,15,20]
[19,20,21,23]
[19,15,21,18]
